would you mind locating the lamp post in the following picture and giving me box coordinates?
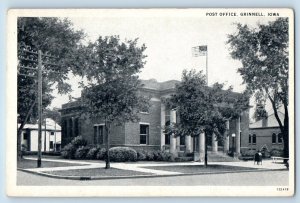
[232,133,236,156]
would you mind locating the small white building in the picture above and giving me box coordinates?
[19,118,62,152]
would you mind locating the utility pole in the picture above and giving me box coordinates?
[37,50,43,167]
[18,45,58,168]
[44,117,47,152]
[54,122,56,152]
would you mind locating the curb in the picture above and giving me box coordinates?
[18,167,288,181]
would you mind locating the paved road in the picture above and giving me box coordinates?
[17,170,288,186]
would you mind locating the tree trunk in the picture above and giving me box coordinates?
[105,120,111,169]
[283,104,289,162]
[267,93,289,163]
[204,132,208,167]
[17,98,37,161]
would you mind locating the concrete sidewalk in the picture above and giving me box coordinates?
[20,156,287,179]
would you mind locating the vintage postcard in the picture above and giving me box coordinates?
[6,8,294,196]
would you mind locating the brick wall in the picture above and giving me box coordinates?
[125,94,162,148]
[80,116,125,145]
[249,127,283,152]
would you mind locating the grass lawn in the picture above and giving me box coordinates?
[45,168,152,177]
[142,164,259,174]
[18,159,87,169]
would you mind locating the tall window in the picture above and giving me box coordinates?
[74,118,79,137]
[252,134,256,145]
[50,141,54,149]
[63,120,67,137]
[164,120,170,145]
[180,135,185,145]
[278,133,283,144]
[249,134,251,144]
[23,133,28,140]
[140,124,149,145]
[93,125,104,145]
[164,110,171,145]
[272,133,277,144]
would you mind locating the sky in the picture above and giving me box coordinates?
[50,11,278,117]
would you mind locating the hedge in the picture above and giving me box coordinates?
[61,136,175,162]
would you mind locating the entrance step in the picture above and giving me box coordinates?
[174,156,194,162]
[207,152,239,162]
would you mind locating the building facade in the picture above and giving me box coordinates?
[19,118,62,152]
[60,79,250,159]
[248,112,284,154]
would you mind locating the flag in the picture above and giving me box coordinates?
[192,45,207,57]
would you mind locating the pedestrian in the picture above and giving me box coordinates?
[254,150,262,165]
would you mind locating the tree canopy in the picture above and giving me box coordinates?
[81,36,149,168]
[17,17,85,159]
[227,18,289,158]
[165,69,248,165]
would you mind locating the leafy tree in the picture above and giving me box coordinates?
[165,69,248,166]
[227,18,289,159]
[81,36,148,169]
[44,108,62,126]
[17,17,85,160]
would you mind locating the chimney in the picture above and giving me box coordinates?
[262,113,268,127]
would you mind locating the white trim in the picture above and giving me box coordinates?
[94,123,105,126]
[150,97,161,102]
[139,122,150,125]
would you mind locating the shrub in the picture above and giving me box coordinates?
[242,149,256,157]
[270,149,284,157]
[86,146,101,159]
[74,146,90,159]
[109,147,137,162]
[136,150,147,161]
[152,151,160,160]
[61,143,77,159]
[157,151,174,161]
[96,148,107,160]
[61,136,88,159]
[71,136,87,148]
[145,151,155,161]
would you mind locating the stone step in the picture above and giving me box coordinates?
[178,151,194,157]
[174,157,194,162]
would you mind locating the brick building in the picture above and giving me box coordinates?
[60,79,250,159]
[248,112,284,153]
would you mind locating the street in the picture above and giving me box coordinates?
[17,170,288,186]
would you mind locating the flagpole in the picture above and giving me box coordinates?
[206,46,208,85]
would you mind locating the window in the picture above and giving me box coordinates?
[165,134,170,145]
[140,124,149,145]
[164,120,170,145]
[278,133,283,144]
[272,133,277,144]
[50,141,54,149]
[180,135,185,145]
[252,134,256,144]
[93,125,104,145]
[249,134,251,144]
[50,131,54,135]
[74,118,79,137]
[23,133,28,140]
[69,118,73,137]
[139,105,149,114]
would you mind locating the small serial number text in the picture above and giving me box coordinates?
[277,187,288,191]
